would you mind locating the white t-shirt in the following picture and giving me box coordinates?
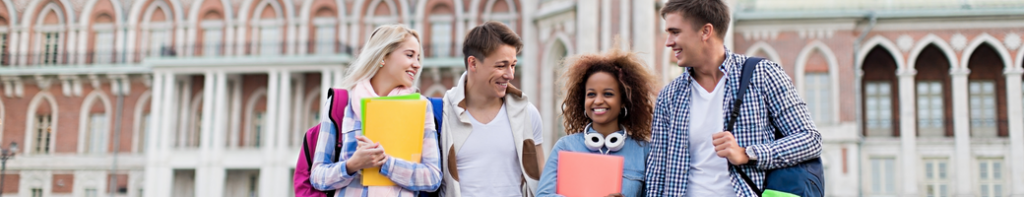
[457,104,543,197]
[685,76,737,197]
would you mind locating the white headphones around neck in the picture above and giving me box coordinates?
[583,123,629,154]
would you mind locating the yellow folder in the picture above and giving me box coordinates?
[361,99,427,186]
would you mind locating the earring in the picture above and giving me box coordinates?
[622,106,628,117]
[584,109,590,118]
[380,61,385,68]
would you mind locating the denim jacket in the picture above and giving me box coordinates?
[536,127,650,197]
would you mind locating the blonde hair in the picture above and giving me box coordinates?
[339,24,423,89]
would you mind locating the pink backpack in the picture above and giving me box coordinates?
[294,88,348,197]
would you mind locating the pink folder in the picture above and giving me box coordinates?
[556,151,624,197]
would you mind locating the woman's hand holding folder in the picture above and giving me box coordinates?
[345,136,388,175]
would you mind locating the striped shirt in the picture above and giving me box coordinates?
[309,95,442,197]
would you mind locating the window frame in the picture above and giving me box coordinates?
[34,115,53,154]
[917,81,945,136]
[969,80,997,136]
[865,81,894,137]
[87,113,110,154]
[976,158,1005,197]
[922,158,950,197]
[868,157,897,196]
[804,72,833,125]
[313,17,337,55]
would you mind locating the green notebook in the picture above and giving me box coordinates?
[360,93,421,134]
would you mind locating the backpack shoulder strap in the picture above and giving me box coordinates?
[727,57,762,132]
[327,88,349,163]
[730,57,764,196]
[303,133,313,168]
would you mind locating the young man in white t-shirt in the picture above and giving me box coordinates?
[645,0,822,196]
[439,21,545,197]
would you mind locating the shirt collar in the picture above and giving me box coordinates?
[686,46,737,75]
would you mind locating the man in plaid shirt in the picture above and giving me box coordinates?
[644,0,822,196]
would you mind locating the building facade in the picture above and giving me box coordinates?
[0,0,1022,197]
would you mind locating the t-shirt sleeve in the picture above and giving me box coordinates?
[528,104,544,146]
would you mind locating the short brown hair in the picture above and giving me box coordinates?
[462,21,523,67]
[560,47,659,141]
[660,0,730,40]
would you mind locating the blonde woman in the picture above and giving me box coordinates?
[309,24,441,196]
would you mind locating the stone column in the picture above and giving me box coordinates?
[951,68,973,197]
[897,70,918,196]
[1003,69,1024,197]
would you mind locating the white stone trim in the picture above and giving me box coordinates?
[352,0,410,26]
[312,17,338,26]
[857,35,907,72]
[200,20,226,29]
[141,1,173,26]
[33,25,65,32]
[77,90,113,154]
[251,19,285,27]
[24,92,59,156]
[300,0,347,24]
[414,0,464,39]
[743,41,784,67]
[794,40,841,125]
[92,23,116,31]
[428,15,455,22]
[960,33,1014,71]
[79,0,126,27]
[228,76,243,148]
[2,0,16,26]
[143,22,174,30]
[34,2,66,26]
[907,34,959,71]
[251,0,286,22]
[18,171,53,197]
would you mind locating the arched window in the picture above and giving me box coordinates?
[92,13,116,64]
[427,4,454,57]
[485,0,517,31]
[966,44,1007,137]
[80,92,112,154]
[27,93,58,155]
[201,11,225,57]
[34,3,67,65]
[913,45,953,137]
[311,7,337,55]
[798,45,834,126]
[133,91,152,153]
[244,88,269,148]
[142,1,174,58]
[364,0,399,43]
[862,46,900,137]
[252,0,285,56]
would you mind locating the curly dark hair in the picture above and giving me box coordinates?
[559,47,659,141]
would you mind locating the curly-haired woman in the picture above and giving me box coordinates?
[536,47,659,197]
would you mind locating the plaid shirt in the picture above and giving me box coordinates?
[309,95,442,197]
[644,49,822,197]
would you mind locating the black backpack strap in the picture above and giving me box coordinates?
[325,91,342,197]
[730,57,764,196]
[304,137,313,168]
